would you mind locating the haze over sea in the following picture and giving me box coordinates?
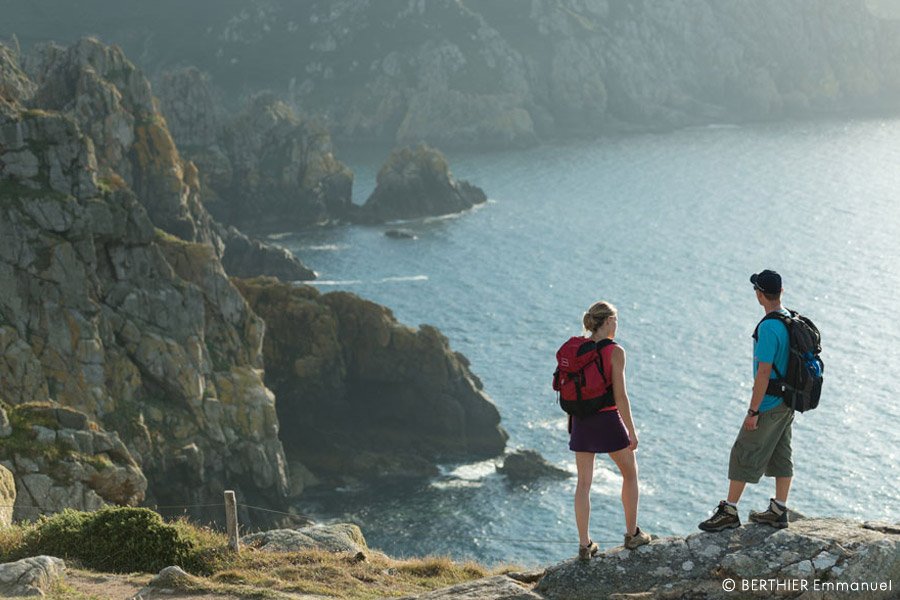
[278,119,900,567]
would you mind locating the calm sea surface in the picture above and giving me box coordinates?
[277,119,900,566]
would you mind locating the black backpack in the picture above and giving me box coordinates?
[753,309,824,413]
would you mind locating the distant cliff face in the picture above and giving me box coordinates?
[7,0,900,149]
[156,69,354,232]
[0,41,290,515]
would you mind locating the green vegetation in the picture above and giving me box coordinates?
[2,507,204,573]
[0,402,66,464]
[0,506,517,598]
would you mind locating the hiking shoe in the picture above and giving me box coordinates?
[749,498,789,529]
[578,540,599,560]
[698,501,741,532]
[624,526,651,550]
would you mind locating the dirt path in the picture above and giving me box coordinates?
[65,570,244,600]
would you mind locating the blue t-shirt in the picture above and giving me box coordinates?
[754,309,790,413]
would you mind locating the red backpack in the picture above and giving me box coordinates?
[552,337,616,417]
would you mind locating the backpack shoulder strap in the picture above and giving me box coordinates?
[752,310,791,341]
[593,339,617,384]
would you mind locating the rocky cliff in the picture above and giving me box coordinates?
[156,69,353,232]
[7,1,900,149]
[0,41,290,518]
[234,277,508,487]
[1,38,510,521]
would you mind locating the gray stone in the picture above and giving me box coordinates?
[0,556,65,597]
[0,409,11,438]
[242,523,367,554]
[398,576,543,600]
[31,426,56,445]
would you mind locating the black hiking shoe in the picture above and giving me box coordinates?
[698,501,741,532]
[749,498,789,529]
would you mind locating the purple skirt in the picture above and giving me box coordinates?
[569,409,631,454]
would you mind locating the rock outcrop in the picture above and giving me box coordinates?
[0,403,146,520]
[9,2,900,148]
[156,71,353,232]
[233,277,508,484]
[243,523,367,554]
[536,518,900,600]
[0,43,289,519]
[354,145,487,223]
[0,556,65,597]
[497,450,570,483]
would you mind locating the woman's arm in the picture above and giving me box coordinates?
[610,346,638,450]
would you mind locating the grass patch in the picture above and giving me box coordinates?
[0,507,521,599]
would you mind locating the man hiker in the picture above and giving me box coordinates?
[699,269,795,531]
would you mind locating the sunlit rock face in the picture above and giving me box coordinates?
[0,41,290,519]
[8,1,900,148]
[234,277,508,486]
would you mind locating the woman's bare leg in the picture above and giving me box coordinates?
[575,451,595,546]
[609,447,639,536]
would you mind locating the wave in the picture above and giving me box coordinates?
[302,244,349,251]
[384,200,492,226]
[306,274,429,286]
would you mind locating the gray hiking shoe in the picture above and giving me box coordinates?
[698,501,741,532]
[578,540,599,561]
[624,526,651,550]
[749,498,789,529]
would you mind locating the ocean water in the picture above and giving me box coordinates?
[278,119,900,567]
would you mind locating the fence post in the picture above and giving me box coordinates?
[224,490,240,553]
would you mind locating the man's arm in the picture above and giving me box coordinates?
[745,362,773,431]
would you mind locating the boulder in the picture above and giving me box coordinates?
[242,523,367,554]
[398,575,543,600]
[355,145,487,223]
[497,450,570,482]
[0,556,65,597]
[535,517,900,600]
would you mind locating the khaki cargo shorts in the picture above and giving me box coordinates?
[728,402,794,484]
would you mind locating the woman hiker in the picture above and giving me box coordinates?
[570,301,651,559]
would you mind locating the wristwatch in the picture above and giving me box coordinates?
[747,408,760,417]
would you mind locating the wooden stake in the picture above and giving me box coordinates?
[224,490,240,553]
